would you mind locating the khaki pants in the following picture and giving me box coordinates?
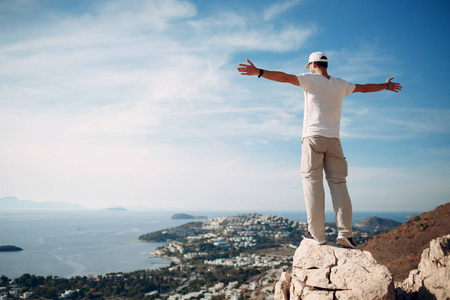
[301,136,352,243]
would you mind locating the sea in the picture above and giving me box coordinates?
[0,209,416,279]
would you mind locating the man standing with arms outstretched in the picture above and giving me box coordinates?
[237,52,402,248]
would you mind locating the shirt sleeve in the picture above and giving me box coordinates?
[342,79,356,97]
[296,73,313,91]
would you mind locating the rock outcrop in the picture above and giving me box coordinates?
[274,240,395,300]
[396,234,450,300]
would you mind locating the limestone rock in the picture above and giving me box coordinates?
[274,273,291,300]
[396,234,450,300]
[274,240,395,300]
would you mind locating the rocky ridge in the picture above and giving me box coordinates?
[360,202,450,281]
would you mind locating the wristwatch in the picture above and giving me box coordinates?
[258,69,264,78]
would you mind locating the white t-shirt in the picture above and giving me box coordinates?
[297,73,355,139]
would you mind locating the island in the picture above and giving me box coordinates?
[354,216,402,229]
[171,213,207,220]
[0,245,23,252]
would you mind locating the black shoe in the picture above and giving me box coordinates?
[337,236,356,249]
[302,231,326,245]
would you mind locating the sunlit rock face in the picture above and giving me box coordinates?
[274,240,395,300]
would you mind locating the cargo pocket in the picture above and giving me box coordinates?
[301,153,311,174]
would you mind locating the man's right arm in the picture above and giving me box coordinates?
[237,59,299,87]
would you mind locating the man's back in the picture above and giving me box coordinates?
[297,73,355,139]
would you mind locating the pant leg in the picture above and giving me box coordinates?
[301,136,326,243]
[324,138,352,238]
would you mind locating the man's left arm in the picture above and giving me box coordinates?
[353,76,402,93]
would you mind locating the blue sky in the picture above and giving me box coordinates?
[1,0,449,212]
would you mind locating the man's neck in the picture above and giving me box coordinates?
[318,69,330,79]
[312,67,330,79]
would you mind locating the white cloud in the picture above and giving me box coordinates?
[97,0,197,31]
[340,105,450,140]
[71,102,163,135]
[207,25,315,52]
[263,0,302,21]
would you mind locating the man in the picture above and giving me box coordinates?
[237,52,402,248]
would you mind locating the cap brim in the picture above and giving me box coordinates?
[304,62,311,69]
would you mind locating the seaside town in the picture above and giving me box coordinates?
[0,213,381,299]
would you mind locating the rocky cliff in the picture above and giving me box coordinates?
[359,202,450,281]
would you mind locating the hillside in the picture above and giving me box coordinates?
[359,202,450,281]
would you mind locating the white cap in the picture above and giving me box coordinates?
[304,51,328,69]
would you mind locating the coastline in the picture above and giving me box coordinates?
[150,250,181,265]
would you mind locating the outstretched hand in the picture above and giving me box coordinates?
[237,59,259,76]
[386,77,402,93]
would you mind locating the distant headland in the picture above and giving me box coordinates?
[354,216,402,229]
[104,207,128,212]
[171,213,207,220]
[0,196,85,209]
